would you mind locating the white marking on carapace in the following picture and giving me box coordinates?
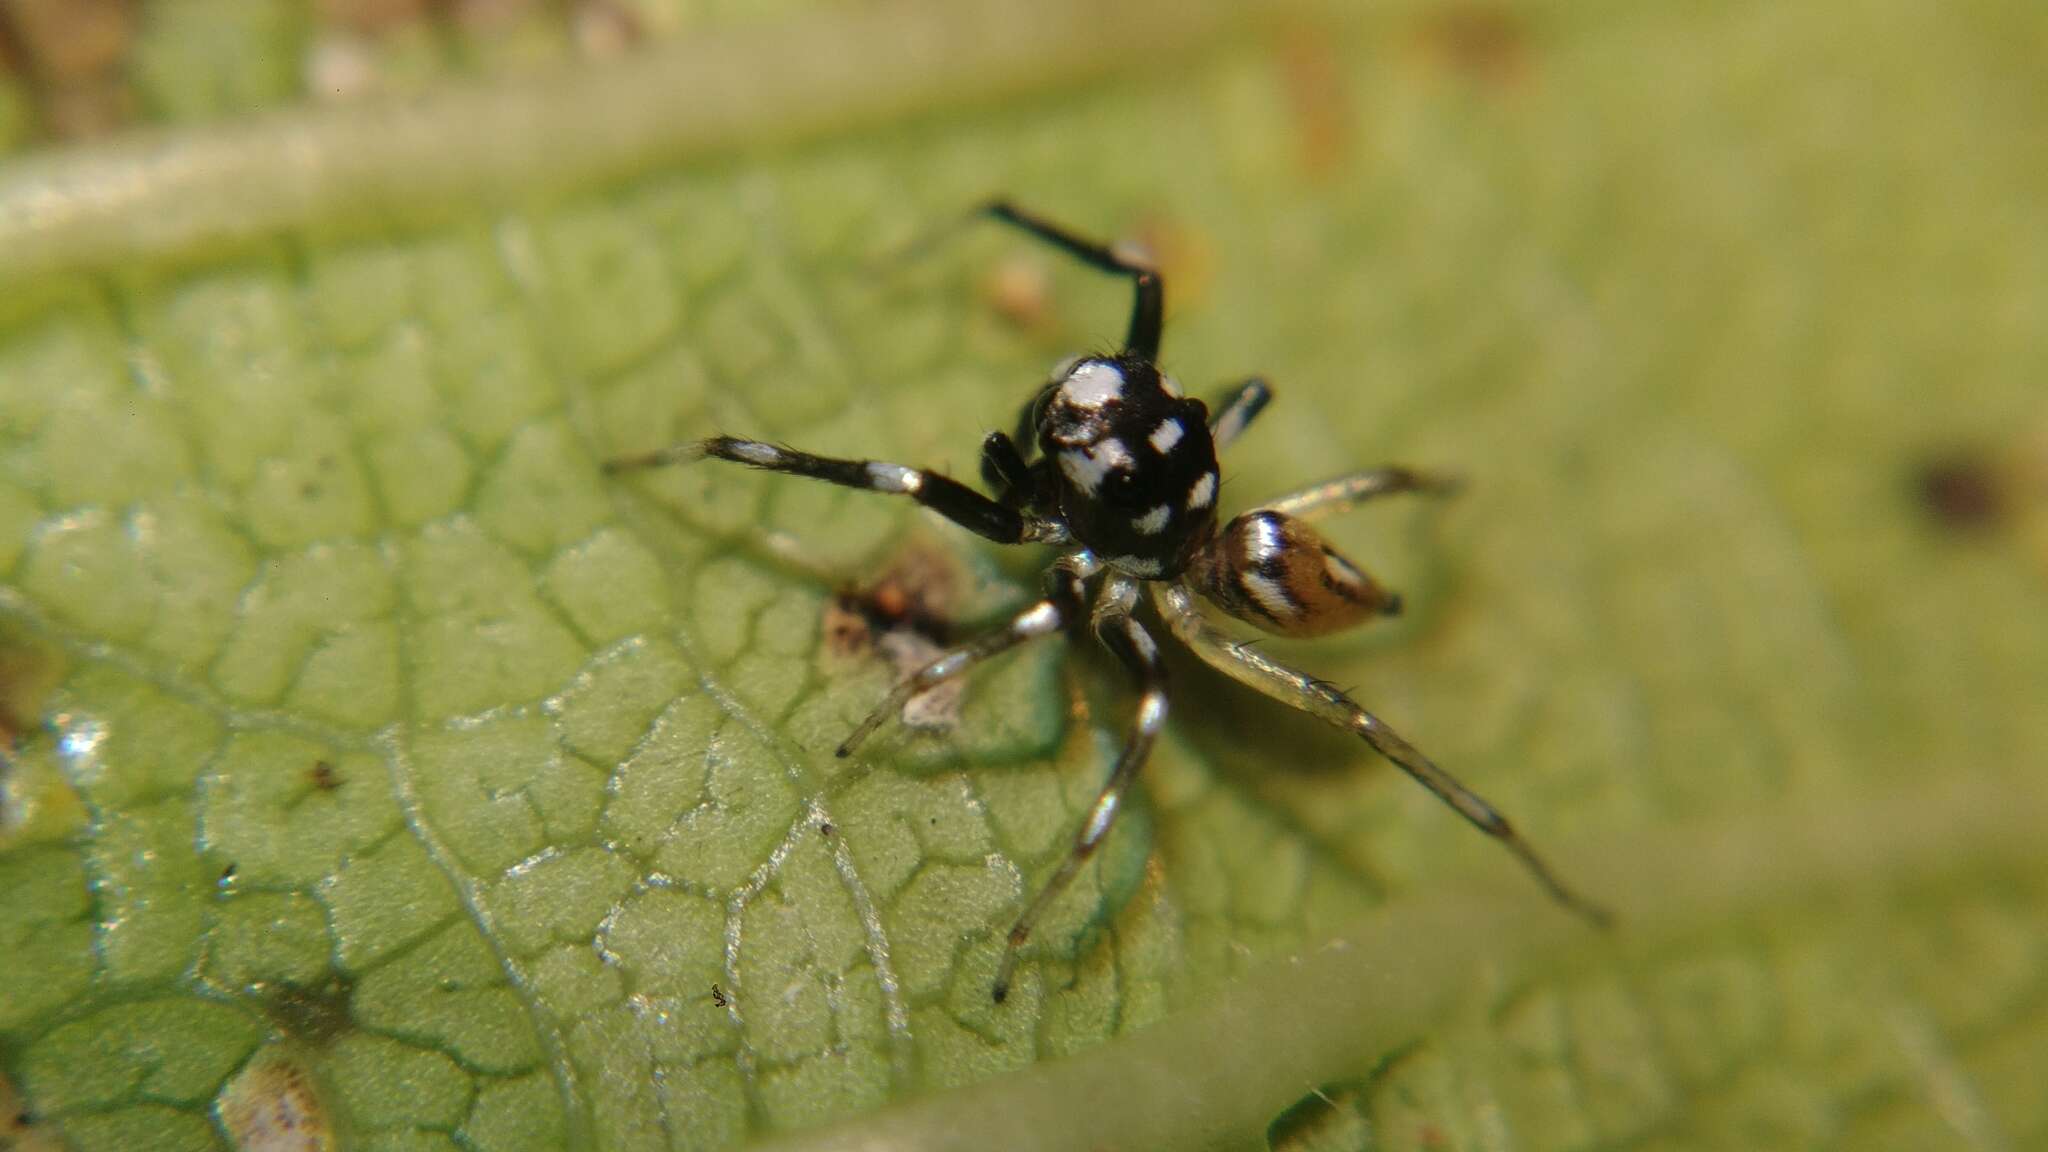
[1242,571,1299,621]
[1059,450,1103,494]
[1133,503,1173,535]
[1187,471,1217,510]
[865,462,922,492]
[1148,418,1184,454]
[1110,554,1165,576]
[1059,437,1134,494]
[1061,360,1125,409]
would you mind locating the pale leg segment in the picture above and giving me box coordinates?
[1151,582,1611,926]
[1256,467,1463,522]
[1208,377,1271,452]
[993,573,1168,1003]
[836,552,1100,758]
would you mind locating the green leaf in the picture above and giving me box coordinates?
[4,1,2046,1150]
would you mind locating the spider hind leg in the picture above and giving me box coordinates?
[1152,581,1611,927]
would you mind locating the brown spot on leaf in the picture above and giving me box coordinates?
[310,759,341,790]
[1274,19,1355,179]
[710,983,729,1008]
[258,974,355,1047]
[314,0,433,36]
[1127,215,1215,319]
[981,254,1058,337]
[1415,5,1531,87]
[823,540,961,658]
[572,1,641,58]
[0,0,136,140]
[0,628,64,751]
[0,1072,59,1152]
[822,537,982,734]
[1915,450,2007,534]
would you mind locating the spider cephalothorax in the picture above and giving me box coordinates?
[607,201,1607,1003]
[1025,354,1219,577]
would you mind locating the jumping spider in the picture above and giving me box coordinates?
[607,202,1608,1003]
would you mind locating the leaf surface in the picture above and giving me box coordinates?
[1,2,2045,1150]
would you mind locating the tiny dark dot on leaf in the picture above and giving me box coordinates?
[1914,451,2006,533]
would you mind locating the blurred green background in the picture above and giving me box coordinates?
[0,1,2044,1150]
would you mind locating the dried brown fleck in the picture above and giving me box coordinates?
[1415,5,1531,87]
[823,540,960,658]
[259,974,355,1047]
[0,629,63,751]
[1274,19,1355,179]
[1915,451,2007,534]
[981,254,1058,336]
[314,0,433,37]
[310,759,341,790]
[1128,215,1215,319]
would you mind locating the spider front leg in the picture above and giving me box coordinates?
[1209,376,1271,451]
[604,436,1066,545]
[979,200,1164,361]
[1151,581,1611,926]
[837,552,1100,757]
[992,573,1166,1004]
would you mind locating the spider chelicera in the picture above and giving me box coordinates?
[606,202,1609,1003]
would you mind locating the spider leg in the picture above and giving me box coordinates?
[1151,581,1611,926]
[837,552,1100,757]
[979,200,1164,361]
[1209,377,1272,451]
[1257,467,1463,522]
[604,436,1066,546]
[993,573,1166,1004]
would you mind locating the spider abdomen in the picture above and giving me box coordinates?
[1187,510,1401,637]
[1037,355,1219,577]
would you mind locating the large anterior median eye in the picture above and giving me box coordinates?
[1186,511,1400,637]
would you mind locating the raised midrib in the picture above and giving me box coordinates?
[753,768,2048,1151]
[0,0,1238,293]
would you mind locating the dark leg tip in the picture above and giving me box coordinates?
[1381,592,1405,617]
[991,982,1010,1005]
